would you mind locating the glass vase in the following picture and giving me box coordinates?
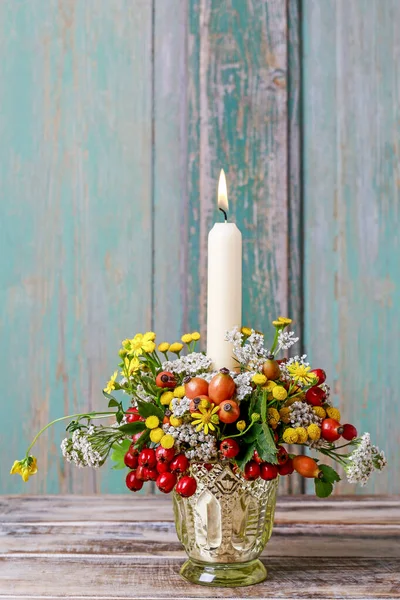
[173,462,278,587]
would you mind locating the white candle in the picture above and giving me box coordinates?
[206,170,242,370]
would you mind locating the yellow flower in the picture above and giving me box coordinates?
[282,428,299,444]
[158,342,170,353]
[150,428,164,443]
[272,320,283,327]
[160,434,175,449]
[191,404,220,435]
[278,316,292,325]
[312,406,326,419]
[236,420,246,431]
[10,456,38,482]
[327,407,341,422]
[307,424,321,441]
[264,380,277,392]
[279,407,291,424]
[181,333,193,344]
[146,331,156,341]
[268,408,280,429]
[287,361,315,385]
[191,331,201,341]
[145,416,160,430]
[252,373,267,386]
[295,427,308,443]
[251,412,261,422]
[104,371,118,394]
[241,327,252,336]
[272,386,288,401]
[169,342,183,354]
[127,332,157,356]
[124,356,141,376]
[160,391,174,405]
[173,386,185,399]
[170,415,182,427]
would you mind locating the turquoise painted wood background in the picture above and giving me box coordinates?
[0,0,398,495]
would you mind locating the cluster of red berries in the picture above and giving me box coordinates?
[125,445,197,497]
[219,438,293,481]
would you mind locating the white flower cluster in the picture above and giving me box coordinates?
[277,330,299,351]
[290,401,322,428]
[60,427,102,468]
[162,352,212,376]
[162,423,218,461]
[233,371,256,400]
[170,396,191,416]
[345,433,387,486]
[319,383,332,406]
[135,384,153,403]
[225,327,268,371]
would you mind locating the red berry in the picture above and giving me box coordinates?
[176,475,197,497]
[156,371,176,389]
[219,400,240,424]
[243,460,260,480]
[305,386,327,407]
[124,451,138,469]
[126,407,142,423]
[156,461,170,474]
[126,470,143,492]
[156,472,177,493]
[170,453,190,474]
[274,432,279,443]
[321,418,344,442]
[253,450,263,464]
[310,368,326,384]
[220,438,240,459]
[260,462,278,480]
[138,448,156,468]
[185,377,209,399]
[135,465,146,480]
[342,423,358,441]
[276,445,288,465]
[143,467,158,481]
[278,458,294,476]
[155,446,175,463]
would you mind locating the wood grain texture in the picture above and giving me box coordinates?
[0,0,153,495]
[303,0,400,493]
[0,496,399,598]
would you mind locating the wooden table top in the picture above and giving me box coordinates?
[0,495,399,599]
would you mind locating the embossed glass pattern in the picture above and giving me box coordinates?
[173,462,278,586]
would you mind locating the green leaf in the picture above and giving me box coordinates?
[315,478,333,498]
[255,424,278,464]
[118,421,147,435]
[108,398,120,408]
[235,443,256,470]
[110,439,131,470]
[243,423,261,444]
[318,464,341,483]
[133,429,150,451]
[260,390,267,423]
[103,390,117,402]
[137,400,164,421]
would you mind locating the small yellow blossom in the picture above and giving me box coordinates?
[160,434,175,449]
[327,407,341,422]
[181,333,193,344]
[236,420,246,431]
[118,348,127,358]
[268,408,280,429]
[252,373,267,386]
[169,342,183,354]
[251,412,261,422]
[10,456,38,482]
[287,361,315,386]
[124,356,141,376]
[173,385,185,399]
[312,406,326,419]
[160,391,174,406]
[150,428,164,443]
[146,331,156,341]
[126,332,157,356]
[241,327,252,336]
[278,316,292,325]
[279,407,291,424]
[282,427,298,444]
[191,404,220,435]
[191,332,201,341]
[104,371,118,394]
[307,424,321,441]
[264,380,277,392]
[295,427,308,443]
[272,386,288,401]
[170,415,182,427]
[158,342,170,353]
[272,320,282,327]
[145,416,160,429]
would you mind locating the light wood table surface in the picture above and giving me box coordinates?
[0,495,399,599]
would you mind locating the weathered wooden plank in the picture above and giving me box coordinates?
[0,0,153,495]
[303,1,400,494]
[1,555,399,599]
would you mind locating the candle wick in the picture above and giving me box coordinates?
[219,208,227,222]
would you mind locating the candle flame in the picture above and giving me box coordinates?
[217,169,228,213]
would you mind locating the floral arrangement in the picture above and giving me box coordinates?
[11,318,386,497]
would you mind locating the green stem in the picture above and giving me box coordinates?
[221,421,255,441]
[270,327,282,355]
[26,411,116,456]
